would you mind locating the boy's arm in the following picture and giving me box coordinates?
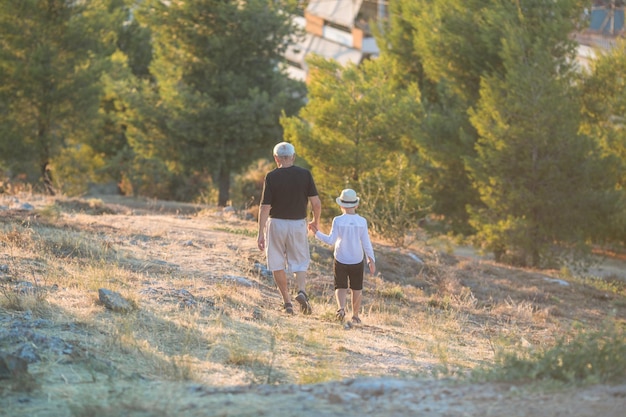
[315,217,337,245]
[367,256,376,274]
[361,219,376,273]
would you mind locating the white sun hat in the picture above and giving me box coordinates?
[336,189,360,208]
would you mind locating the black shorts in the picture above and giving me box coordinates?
[334,259,364,291]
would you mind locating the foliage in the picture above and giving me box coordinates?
[1,0,626,268]
[579,40,626,244]
[285,55,422,189]
[398,0,504,106]
[51,143,107,196]
[82,5,155,196]
[116,10,153,80]
[283,55,428,242]
[230,158,275,210]
[0,0,123,194]
[359,154,431,246]
[414,87,480,235]
[85,51,140,195]
[377,0,503,233]
[109,52,177,199]
[132,0,305,205]
[466,1,620,267]
[475,320,626,385]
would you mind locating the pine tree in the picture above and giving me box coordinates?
[467,4,619,267]
[376,0,509,233]
[132,0,305,204]
[282,55,429,244]
[580,41,626,244]
[0,0,121,193]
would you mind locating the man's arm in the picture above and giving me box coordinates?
[257,204,271,251]
[308,195,321,230]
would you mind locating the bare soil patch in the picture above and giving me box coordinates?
[0,194,624,417]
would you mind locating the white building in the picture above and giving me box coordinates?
[283,0,386,82]
[282,1,625,80]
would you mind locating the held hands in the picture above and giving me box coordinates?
[308,221,318,234]
[367,258,376,275]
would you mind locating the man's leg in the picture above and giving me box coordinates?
[294,271,306,293]
[273,269,291,305]
[294,271,312,315]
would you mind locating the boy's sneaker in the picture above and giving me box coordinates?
[284,303,294,315]
[336,308,345,322]
[295,291,312,315]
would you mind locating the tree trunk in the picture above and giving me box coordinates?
[217,165,230,207]
[41,162,56,196]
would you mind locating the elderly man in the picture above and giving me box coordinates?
[257,142,322,315]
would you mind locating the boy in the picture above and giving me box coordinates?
[310,189,375,323]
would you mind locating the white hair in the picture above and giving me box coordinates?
[273,142,295,157]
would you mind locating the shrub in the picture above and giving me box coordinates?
[230,159,274,210]
[474,319,626,385]
[358,154,431,247]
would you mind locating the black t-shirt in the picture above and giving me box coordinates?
[261,166,318,219]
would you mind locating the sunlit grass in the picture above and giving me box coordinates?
[1,193,625,413]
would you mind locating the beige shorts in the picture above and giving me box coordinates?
[265,218,310,273]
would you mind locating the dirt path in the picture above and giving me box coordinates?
[179,379,626,417]
[1,194,625,416]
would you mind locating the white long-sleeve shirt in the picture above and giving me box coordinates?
[315,213,375,265]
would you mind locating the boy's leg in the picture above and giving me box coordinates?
[348,261,364,322]
[334,260,349,320]
[335,288,347,321]
[351,289,362,319]
[335,288,347,310]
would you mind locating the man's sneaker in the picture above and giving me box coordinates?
[284,303,294,315]
[295,291,312,315]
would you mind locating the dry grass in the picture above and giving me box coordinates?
[0,194,625,415]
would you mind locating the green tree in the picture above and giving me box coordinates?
[116,8,153,80]
[377,0,510,233]
[282,55,430,244]
[0,0,122,194]
[467,4,619,267]
[402,0,505,106]
[579,41,626,243]
[57,1,143,196]
[111,61,179,198]
[132,0,305,205]
[88,0,154,194]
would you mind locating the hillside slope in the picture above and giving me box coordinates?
[0,194,624,417]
